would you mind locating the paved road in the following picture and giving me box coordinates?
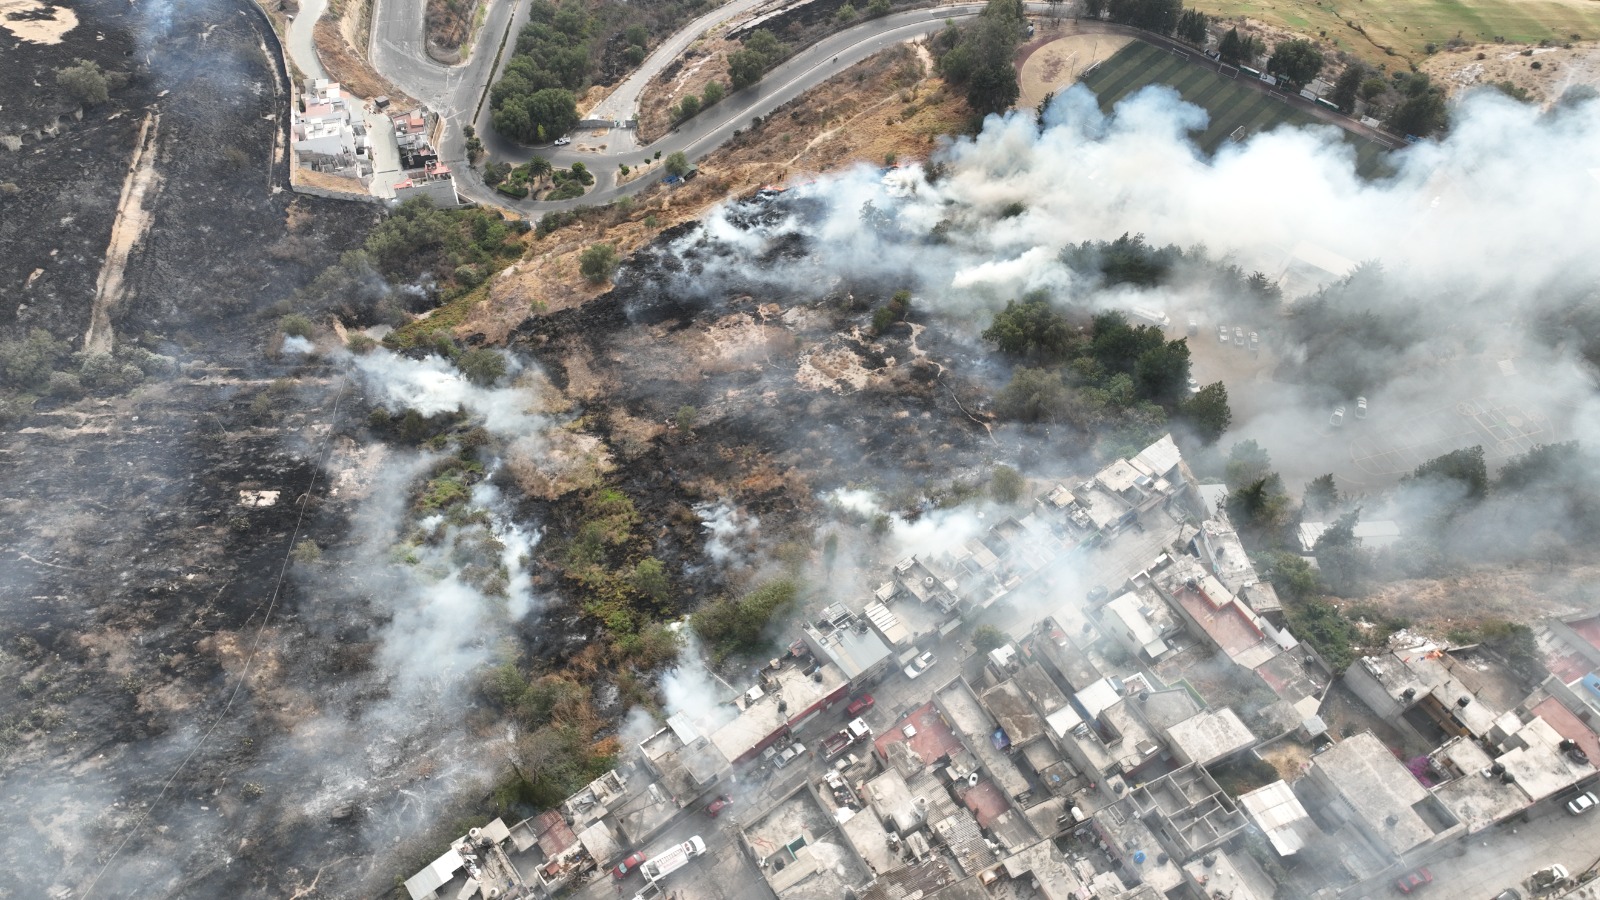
[285,0,329,81]
[351,0,1406,213]
[587,0,772,127]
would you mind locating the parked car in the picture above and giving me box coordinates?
[1355,396,1368,419]
[1530,865,1569,889]
[613,851,648,879]
[1187,376,1201,395]
[846,694,875,717]
[1491,890,1521,900]
[1218,324,1229,344]
[1187,317,1199,336]
[1086,585,1109,604]
[772,743,805,769]
[553,136,571,146]
[705,794,732,817]
[1330,406,1346,427]
[1567,790,1597,814]
[904,651,935,679]
[1233,326,1245,346]
[633,882,664,900]
[1394,866,1433,893]
[1249,331,1259,351]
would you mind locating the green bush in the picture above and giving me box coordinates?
[579,243,619,284]
[456,348,507,386]
[691,578,801,662]
[279,314,316,338]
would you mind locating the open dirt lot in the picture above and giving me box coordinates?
[1017,25,1132,110]
[1421,40,1600,102]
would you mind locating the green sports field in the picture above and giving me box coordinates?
[1079,41,1392,179]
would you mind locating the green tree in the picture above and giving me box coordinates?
[836,1,859,24]
[972,624,1007,653]
[579,243,619,284]
[1267,39,1324,90]
[0,328,71,391]
[665,151,691,177]
[456,348,507,386]
[982,294,1074,358]
[991,465,1025,503]
[1385,74,1448,136]
[702,80,726,106]
[1181,381,1231,444]
[1244,270,1283,310]
[1330,64,1365,113]
[675,404,697,431]
[1218,27,1243,64]
[729,49,766,88]
[1360,76,1390,101]
[1132,339,1191,405]
[1176,9,1208,44]
[1303,474,1339,513]
[934,0,1023,115]
[690,578,801,661]
[993,367,1071,423]
[1224,439,1273,490]
[56,60,111,105]
[1227,474,1291,531]
[1407,445,1488,501]
[675,93,701,120]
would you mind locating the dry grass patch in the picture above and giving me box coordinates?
[1420,40,1600,102]
[637,37,738,142]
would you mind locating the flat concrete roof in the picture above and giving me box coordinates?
[1166,708,1256,765]
[710,660,847,763]
[1497,715,1597,802]
[1184,848,1276,900]
[979,680,1044,747]
[1434,738,1528,832]
[1308,732,1446,857]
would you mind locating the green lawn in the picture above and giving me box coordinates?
[1192,0,1600,66]
[1080,41,1391,179]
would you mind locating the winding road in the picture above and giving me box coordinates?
[284,0,1393,213]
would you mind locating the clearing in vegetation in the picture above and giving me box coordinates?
[1192,0,1600,65]
[1080,41,1389,178]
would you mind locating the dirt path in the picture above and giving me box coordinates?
[84,111,162,356]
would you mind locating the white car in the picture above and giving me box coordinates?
[1187,376,1201,395]
[553,136,571,146]
[1330,406,1346,427]
[1218,324,1229,344]
[1233,327,1245,347]
[1249,331,1259,351]
[904,651,935,679]
[1567,791,1598,815]
[1355,396,1368,419]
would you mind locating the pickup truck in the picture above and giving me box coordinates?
[821,718,872,759]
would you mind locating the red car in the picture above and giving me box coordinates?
[1395,866,1433,893]
[846,694,874,717]
[706,794,732,817]
[613,851,647,879]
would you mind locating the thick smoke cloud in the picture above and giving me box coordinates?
[661,85,1600,500]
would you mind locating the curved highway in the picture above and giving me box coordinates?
[349,0,1391,213]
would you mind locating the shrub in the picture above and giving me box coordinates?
[991,465,1025,503]
[579,243,619,284]
[456,348,507,386]
[55,60,111,106]
[279,314,316,338]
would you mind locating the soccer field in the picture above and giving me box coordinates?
[1079,41,1392,179]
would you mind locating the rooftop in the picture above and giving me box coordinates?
[1159,560,1275,667]
[1000,838,1089,900]
[856,858,959,900]
[803,606,892,682]
[1184,848,1277,900]
[1198,518,1258,594]
[1431,736,1529,832]
[1531,695,1600,764]
[1105,589,1178,660]
[743,786,871,900]
[710,658,848,763]
[1494,714,1597,802]
[1165,708,1257,766]
[1305,731,1456,857]
[1237,780,1318,856]
[873,700,963,768]
[979,680,1045,747]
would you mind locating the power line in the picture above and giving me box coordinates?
[80,372,350,899]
